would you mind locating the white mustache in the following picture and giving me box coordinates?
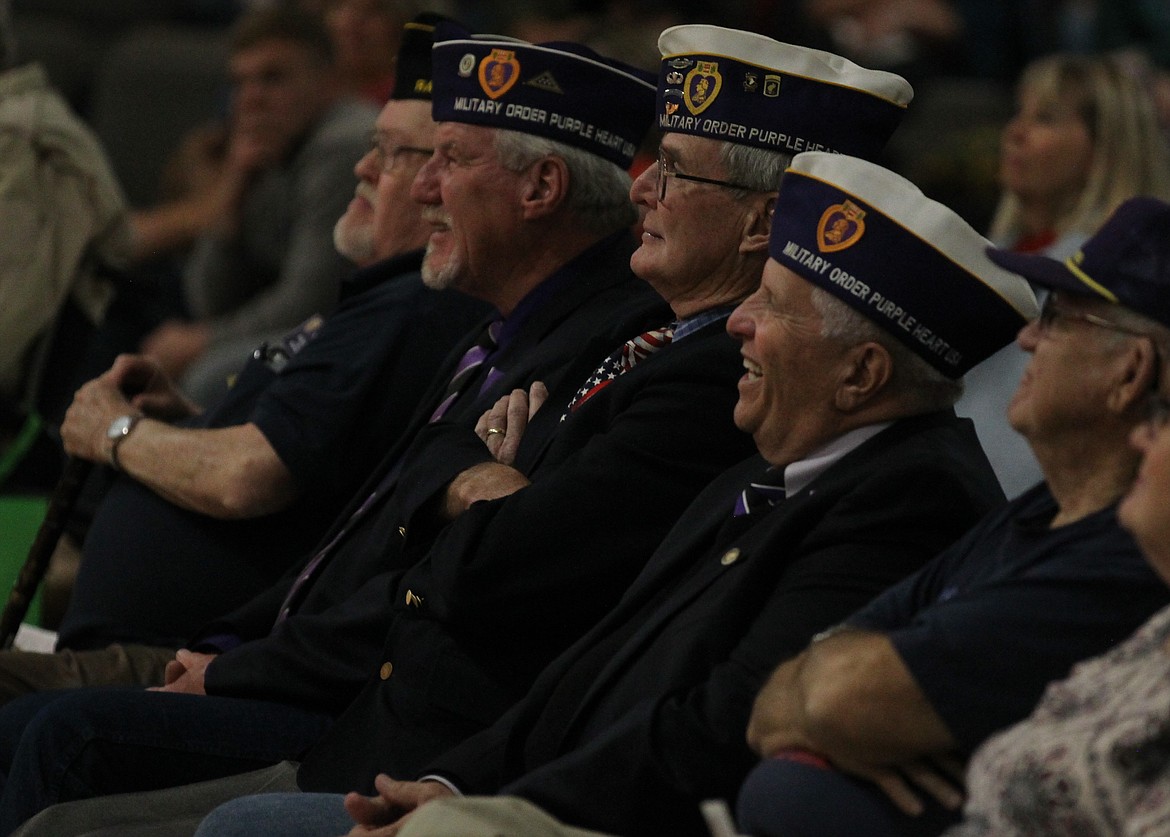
[423,208,453,229]
[354,181,378,205]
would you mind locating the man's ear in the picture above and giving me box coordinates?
[520,156,569,219]
[739,194,777,255]
[1109,337,1161,414]
[834,342,893,412]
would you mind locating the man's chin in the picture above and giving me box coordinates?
[422,255,461,291]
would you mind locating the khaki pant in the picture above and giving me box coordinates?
[0,643,175,704]
[399,797,615,837]
[13,762,301,837]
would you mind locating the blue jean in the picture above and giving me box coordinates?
[735,755,962,837]
[0,686,332,835]
[194,792,351,837]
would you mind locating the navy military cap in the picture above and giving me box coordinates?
[771,152,1039,378]
[430,23,656,168]
[656,24,913,160]
[390,12,450,102]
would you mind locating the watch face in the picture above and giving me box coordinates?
[107,415,134,439]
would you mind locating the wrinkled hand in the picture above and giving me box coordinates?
[474,382,547,466]
[149,649,217,695]
[442,462,531,520]
[62,353,201,464]
[61,377,136,464]
[829,753,965,816]
[345,775,452,836]
[140,321,211,381]
[745,658,811,758]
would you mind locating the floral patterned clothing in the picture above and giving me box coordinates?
[950,603,1170,836]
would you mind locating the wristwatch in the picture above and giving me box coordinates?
[106,414,142,471]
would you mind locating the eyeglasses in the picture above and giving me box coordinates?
[1036,296,1152,338]
[368,132,434,173]
[1147,393,1170,429]
[655,149,759,202]
[1140,392,1170,442]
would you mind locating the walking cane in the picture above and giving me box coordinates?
[0,457,92,649]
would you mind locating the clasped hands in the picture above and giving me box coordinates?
[343,774,453,836]
[148,648,218,696]
[61,354,201,463]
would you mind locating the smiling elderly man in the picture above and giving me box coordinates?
[737,197,1170,837]
[184,64,1041,837]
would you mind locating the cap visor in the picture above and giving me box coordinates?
[986,247,1102,299]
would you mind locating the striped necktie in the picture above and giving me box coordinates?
[732,472,786,517]
[430,319,503,422]
[563,323,675,417]
[274,318,503,624]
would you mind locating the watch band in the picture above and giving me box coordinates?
[108,415,142,471]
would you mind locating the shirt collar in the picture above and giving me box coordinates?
[782,421,893,498]
[674,302,738,342]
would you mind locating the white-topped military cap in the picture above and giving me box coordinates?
[656,24,913,159]
[771,152,1039,377]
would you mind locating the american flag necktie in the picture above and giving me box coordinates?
[562,324,675,417]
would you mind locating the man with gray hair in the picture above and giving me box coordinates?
[0,13,487,700]
[739,196,1170,837]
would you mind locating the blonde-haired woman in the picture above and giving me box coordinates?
[991,53,1170,257]
[959,53,1170,500]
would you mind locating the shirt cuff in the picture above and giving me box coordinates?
[417,775,463,796]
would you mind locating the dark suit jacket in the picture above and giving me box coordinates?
[195,233,669,710]
[420,412,1005,836]
[294,314,759,790]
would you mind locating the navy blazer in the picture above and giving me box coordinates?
[195,234,669,709]
[295,315,758,790]
[420,412,1005,836]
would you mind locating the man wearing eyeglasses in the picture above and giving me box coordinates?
[0,23,723,835]
[736,196,1170,837]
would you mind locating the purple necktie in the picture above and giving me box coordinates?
[732,473,786,517]
[273,319,503,624]
[430,319,503,422]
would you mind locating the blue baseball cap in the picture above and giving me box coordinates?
[987,197,1170,330]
